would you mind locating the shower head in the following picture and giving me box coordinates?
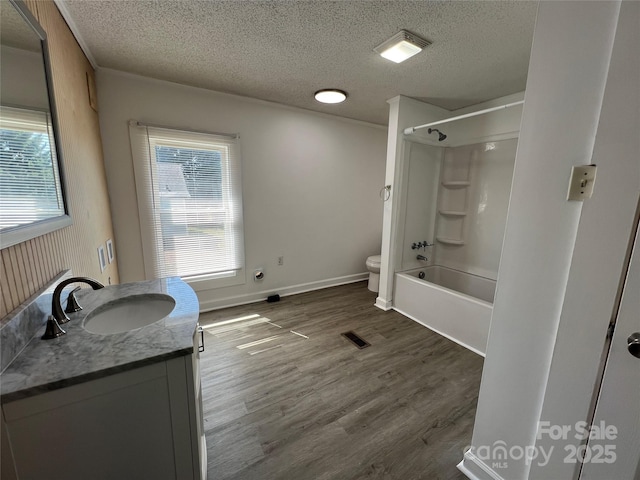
[427,128,447,142]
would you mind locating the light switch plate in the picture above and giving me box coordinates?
[567,165,597,201]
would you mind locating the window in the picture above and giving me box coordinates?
[129,122,244,286]
[0,106,65,233]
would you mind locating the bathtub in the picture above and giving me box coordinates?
[393,266,495,356]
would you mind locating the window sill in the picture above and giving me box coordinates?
[184,268,246,292]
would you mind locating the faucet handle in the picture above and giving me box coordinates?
[64,286,83,314]
[42,315,66,340]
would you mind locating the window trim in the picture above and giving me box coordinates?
[129,121,245,291]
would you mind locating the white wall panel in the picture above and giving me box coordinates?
[96,70,387,308]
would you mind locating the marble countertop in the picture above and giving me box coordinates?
[0,277,200,403]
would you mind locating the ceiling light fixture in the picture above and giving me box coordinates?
[374,30,431,64]
[314,89,347,104]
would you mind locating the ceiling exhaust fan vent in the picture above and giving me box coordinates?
[374,30,431,58]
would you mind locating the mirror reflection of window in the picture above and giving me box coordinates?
[0,0,70,246]
[0,106,65,229]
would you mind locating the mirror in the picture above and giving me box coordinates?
[0,0,70,249]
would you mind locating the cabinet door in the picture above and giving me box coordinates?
[3,363,177,480]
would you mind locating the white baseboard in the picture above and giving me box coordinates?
[374,297,393,310]
[457,449,506,480]
[457,460,481,480]
[198,273,369,312]
[456,460,481,480]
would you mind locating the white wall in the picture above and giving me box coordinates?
[96,69,387,309]
[460,2,625,479]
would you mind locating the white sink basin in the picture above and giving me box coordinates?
[83,294,176,335]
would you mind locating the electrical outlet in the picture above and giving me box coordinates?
[277,256,284,266]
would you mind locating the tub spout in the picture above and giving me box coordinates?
[417,255,428,261]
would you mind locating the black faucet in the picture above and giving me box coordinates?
[52,277,105,324]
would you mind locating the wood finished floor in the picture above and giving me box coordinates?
[199,282,483,480]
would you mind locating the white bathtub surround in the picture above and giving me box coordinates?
[434,138,517,280]
[379,93,523,309]
[394,266,494,356]
[380,95,520,360]
[397,142,441,271]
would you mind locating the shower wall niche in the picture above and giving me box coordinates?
[437,148,472,245]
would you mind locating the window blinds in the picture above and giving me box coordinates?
[129,121,244,280]
[0,106,64,230]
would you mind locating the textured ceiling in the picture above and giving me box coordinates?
[60,0,538,125]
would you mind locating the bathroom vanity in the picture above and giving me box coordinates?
[0,278,206,480]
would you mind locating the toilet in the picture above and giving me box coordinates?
[365,255,382,292]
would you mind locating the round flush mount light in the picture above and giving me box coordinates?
[314,89,348,104]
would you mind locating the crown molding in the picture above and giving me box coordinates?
[53,0,98,69]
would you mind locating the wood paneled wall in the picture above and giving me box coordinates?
[0,0,118,319]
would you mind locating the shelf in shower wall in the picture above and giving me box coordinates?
[438,210,467,217]
[441,181,470,188]
[436,237,466,245]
